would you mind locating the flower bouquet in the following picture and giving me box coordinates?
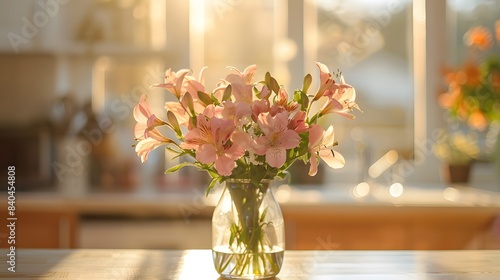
[133,62,359,278]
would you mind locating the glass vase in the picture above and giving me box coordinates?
[212,179,285,279]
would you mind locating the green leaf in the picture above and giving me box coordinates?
[260,208,268,223]
[253,86,261,98]
[205,177,219,196]
[269,76,280,94]
[300,91,309,110]
[197,91,213,106]
[206,168,220,179]
[229,224,236,245]
[167,111,181,136]
[165,146,183,155]
[302,73,312,93]
[265,72,271,85]
[250,165,269,186]
[298,133,309,155]
[165,162,198,174]
[170,149,193,160]
[182,93,195,115]
[293,90,302,102]
[222,84,232,101]
[210,93,220,106]
[309,112,319,124]
[302,156,309,164]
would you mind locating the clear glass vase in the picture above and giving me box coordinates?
[212,179,285,279]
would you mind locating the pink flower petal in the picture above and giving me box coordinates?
[134,123,147,139]
[225,144,245,160]
[147,128,173,143]
[234,102,252,119]
[308,154,319,176]
[266,147,286,168]
[308,124,323,149]
[211,118,234,147]
[133,94,150,123]
[253,136,269,155]
[147,114,164,128]
[314,61,331,85]
[231,131,251,150]
[215,155,236,176]
[319,149,345,169]
[257,113,272,136]
[272,112,289,132]
[289,111,308,133]
[135,138,162,163]
[277,130,300,150]
[242,64,257,84]
[183,128,204,149]
[334,111,356,120]
[322,125,335,147]
[196,144,217,164]
[226,74,253,104]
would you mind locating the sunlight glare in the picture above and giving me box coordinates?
[389,183,404,198]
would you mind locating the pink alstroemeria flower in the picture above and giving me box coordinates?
[165,101,189,127]
[253,112,300,168]
[259,84,271,99]
[313,62,336,100]
[152,68,190,98]
[320,77,360,119]
[251,99,270,122]
[134,94,165,140]
[184,67,207,97]
[181,115,248,176]
[270,87,300,116]
[183,67,212,115]
[212,79,230,103]
[225,65,257,104]
[288,111,308,133]
[221,100,252,125]
[308,124,345,176]
[135,129,174,163]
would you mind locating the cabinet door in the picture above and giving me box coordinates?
[0,210,78,248]
[283,206,497,250]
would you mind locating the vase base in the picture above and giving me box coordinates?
[212,247,284,279]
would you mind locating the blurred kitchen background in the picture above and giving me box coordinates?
[1,0,500,250]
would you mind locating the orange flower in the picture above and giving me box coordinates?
[442,62,480,86]
[438,85,461,109]
[464,26,493,50]
[462,61,481,86]
[468,110,488,131]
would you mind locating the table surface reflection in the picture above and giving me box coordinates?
[3,249,500,279]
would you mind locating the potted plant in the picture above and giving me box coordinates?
[433,129,480,184]
[438,20,500,184]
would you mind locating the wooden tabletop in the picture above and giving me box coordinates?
[2,249,500,279]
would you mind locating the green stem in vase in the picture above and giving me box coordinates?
[226,181,271,276]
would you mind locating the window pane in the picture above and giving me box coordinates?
[203,0,275,86]
[448,0,500,65]
[315,0,414,185]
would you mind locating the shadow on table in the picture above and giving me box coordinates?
[0,249,75,278]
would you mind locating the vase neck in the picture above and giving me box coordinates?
[225,179,271,193]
